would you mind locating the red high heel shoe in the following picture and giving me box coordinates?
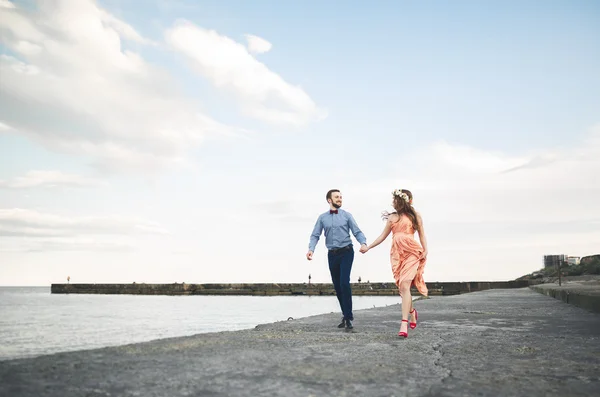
[398,319,409,338]
[409,308,418,329]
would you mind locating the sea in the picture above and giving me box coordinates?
[0,286,402,361]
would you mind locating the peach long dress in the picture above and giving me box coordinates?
[390,214,428,297]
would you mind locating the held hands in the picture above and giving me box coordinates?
[306,251,313,261]
[359,244,369,254]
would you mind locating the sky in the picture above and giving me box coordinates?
[0,0,599,286]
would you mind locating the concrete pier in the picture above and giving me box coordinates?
[530,280,600,313]
[1,288,598,396]
[50,280,532,296]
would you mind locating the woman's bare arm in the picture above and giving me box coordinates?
[417,212,428,257]
[364,217,394,252]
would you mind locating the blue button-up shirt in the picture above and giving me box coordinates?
[308,209,367,252]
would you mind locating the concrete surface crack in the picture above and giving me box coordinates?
[431,342,452,384]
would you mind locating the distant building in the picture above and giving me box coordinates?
[544,254,567,268]
[567,256,581,265]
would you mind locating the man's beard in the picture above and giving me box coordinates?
[332,202,341,209]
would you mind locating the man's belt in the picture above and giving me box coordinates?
[329,245,352,253]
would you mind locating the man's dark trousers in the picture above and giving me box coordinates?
[328,245,354,320]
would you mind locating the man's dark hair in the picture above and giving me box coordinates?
[326,189,340,202]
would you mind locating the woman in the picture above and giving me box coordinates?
[360,189,428,338]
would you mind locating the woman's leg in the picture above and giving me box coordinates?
[409,293,417,323]
[399,279,412,333]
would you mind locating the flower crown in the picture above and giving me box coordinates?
[392,189,410,203]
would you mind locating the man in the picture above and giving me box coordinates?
[307,189,368,330]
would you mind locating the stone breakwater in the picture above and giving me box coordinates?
[51,280,532,296]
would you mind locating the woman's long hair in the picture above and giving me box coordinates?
[382,189,419,232]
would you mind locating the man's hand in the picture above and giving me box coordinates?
[359,244,369,254]
[306,250,314,260]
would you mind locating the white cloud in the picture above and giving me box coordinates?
[0,208,169,236]
[245,34,272,54]
[0,238,133,252]
[98,9,156,46]
[0,0,15,9]
[0,0,240,172]
[166,21,326,126]
[427,141,529,174]
[0,208,169,252]
[0,170,105,189]
[0,121,14,131]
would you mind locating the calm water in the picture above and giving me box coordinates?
[0,287,402,361]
